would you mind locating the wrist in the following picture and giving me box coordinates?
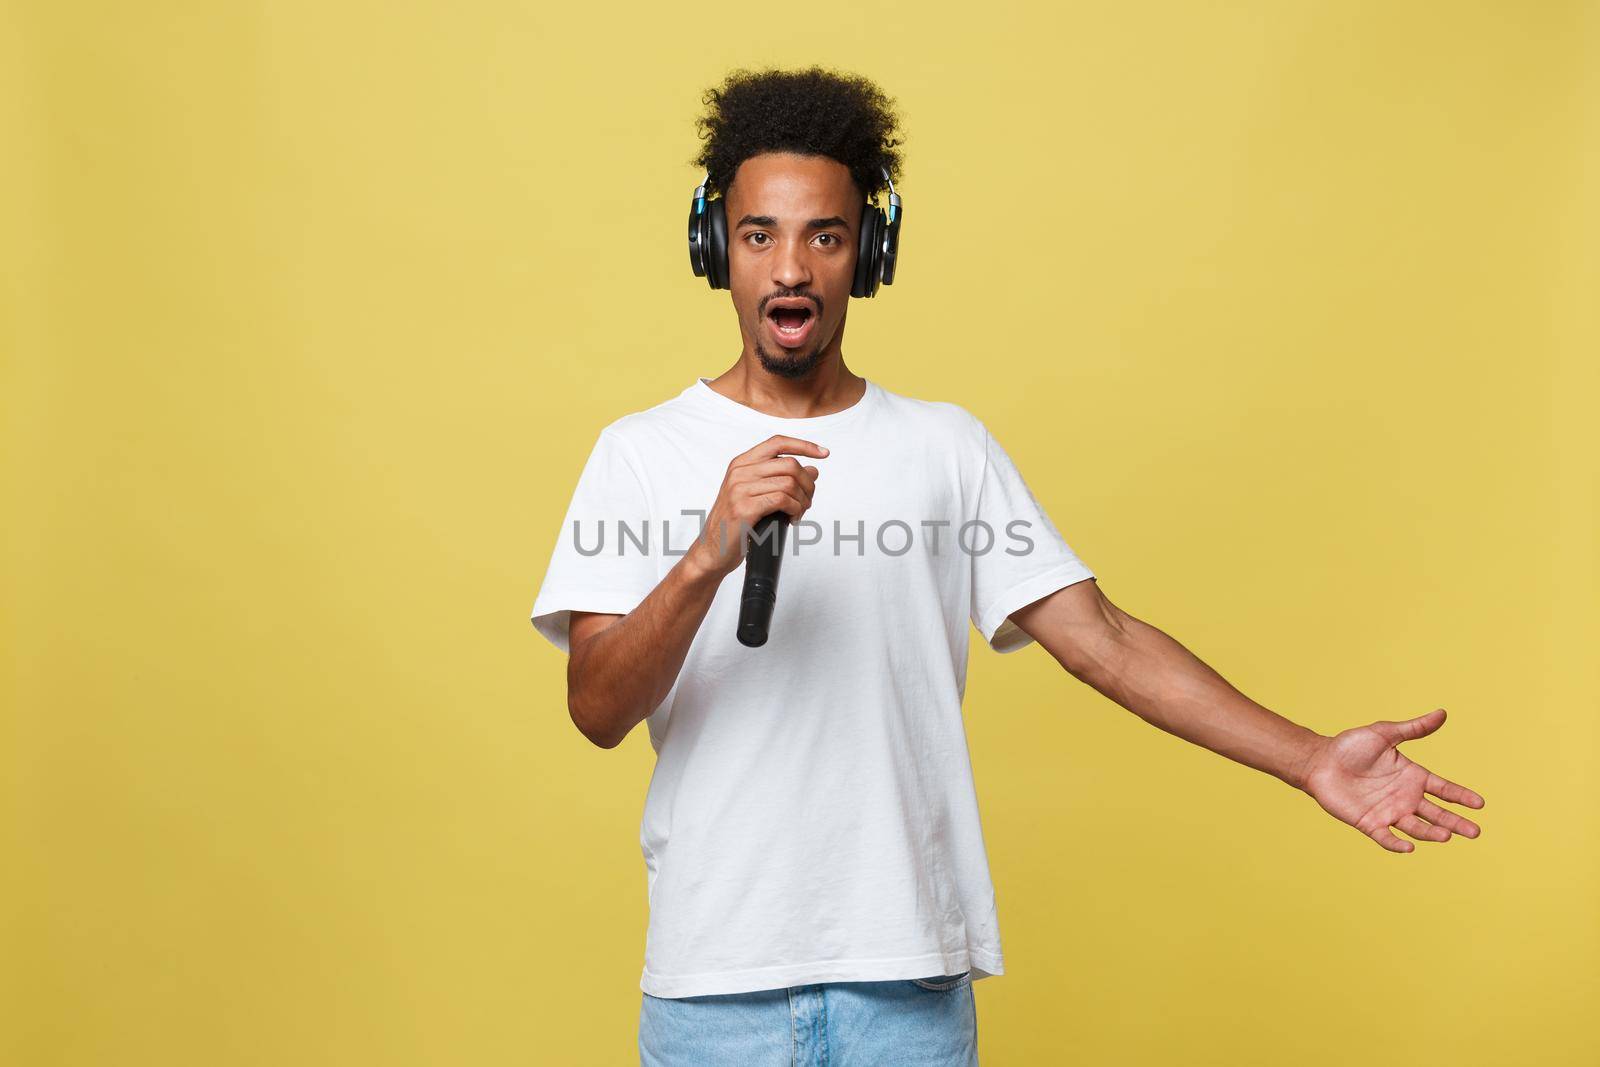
[1284,727,1329,793]
[681,541,732,586]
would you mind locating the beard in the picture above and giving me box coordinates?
[754,335,827,380]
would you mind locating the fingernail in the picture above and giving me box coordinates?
[820,446,829,455]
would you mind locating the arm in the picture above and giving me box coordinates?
[566,553,722,750]
[1009,579,1485,852]
[565,434,825,749]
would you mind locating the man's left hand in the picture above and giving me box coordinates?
[1299,707,1485,853]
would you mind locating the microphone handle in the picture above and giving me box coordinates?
[736,511,788,647]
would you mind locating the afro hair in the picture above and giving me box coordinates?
[692,66,904,205]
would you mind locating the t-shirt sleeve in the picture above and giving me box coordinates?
[529,428,660,654]
[969,419,1096,654]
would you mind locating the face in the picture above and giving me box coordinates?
[722,152,863,380]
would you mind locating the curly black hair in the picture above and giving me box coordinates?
[692,66,904,205]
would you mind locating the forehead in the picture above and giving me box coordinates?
[725,152,860,218]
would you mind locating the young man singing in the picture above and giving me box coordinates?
[529,66,1485,1067]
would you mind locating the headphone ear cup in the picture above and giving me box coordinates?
[706,196,729,290]
[853,202,885,298]
[688,192,709,279]
[879,198,902,286]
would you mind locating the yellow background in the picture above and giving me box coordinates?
[5,1,1596,1064]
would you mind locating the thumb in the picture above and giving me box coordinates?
[1372,707,1447,746]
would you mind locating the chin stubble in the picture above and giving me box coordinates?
[754,339,826,380]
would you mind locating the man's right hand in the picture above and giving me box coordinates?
[687,435,827,579]
[567,434,825,748]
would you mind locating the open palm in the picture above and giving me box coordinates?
[1301,707,1485,853]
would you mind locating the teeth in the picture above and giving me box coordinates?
[771,309,809,334]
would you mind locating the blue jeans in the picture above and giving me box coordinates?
[638,971,978,1066]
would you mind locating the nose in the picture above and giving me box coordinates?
[770,235,812,290]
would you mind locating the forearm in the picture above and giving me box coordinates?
[1070,613,1325,791]
[567,549,724,748]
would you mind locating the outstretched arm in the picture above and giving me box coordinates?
[1009,579,1485,853]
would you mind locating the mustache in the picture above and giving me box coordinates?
[757,289,825,318]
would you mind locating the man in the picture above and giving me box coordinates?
[529,66,1485,1066]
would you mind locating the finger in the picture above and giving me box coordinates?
[1372,707,1447,746]
[735,464,817,508]
[1417,798,1481,839]
[1368,825,1415,853]
[740,436,830,463]
[1425,771,1484,809]
[743,456,820,491]
[750,489,808,523]
[720,500,803,545]
[1396,814,1452,843]
[745,475,813,510]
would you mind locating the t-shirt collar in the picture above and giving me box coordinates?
[688,376,881,431]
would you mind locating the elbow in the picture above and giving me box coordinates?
[568,686,628,750]
[1064,625,1129,688]
[1065,595,1136,681]
[587,730,626,751]
[566,644,625,749]
[565,636,645,750]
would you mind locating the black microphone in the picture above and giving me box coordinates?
[736,512,788,647]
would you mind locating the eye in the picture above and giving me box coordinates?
[815,233,839,247]
[747,232,770,246]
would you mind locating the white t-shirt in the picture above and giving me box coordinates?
[530,376,1096,998]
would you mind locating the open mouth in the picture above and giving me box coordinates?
[764,300,817,350]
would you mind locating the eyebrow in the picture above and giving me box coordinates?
[735,214,853,231]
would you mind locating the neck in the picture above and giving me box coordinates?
[705,353,867,420]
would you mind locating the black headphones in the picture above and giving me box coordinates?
[687,165,903,298]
